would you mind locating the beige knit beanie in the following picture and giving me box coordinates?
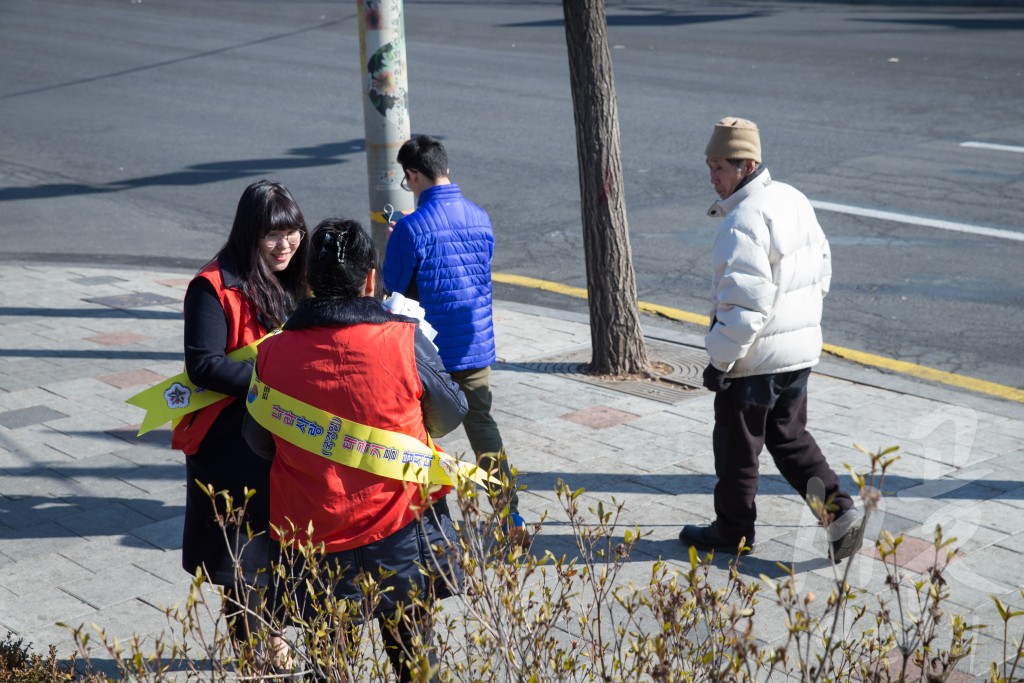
[705,117,761,163]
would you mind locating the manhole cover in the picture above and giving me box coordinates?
[508,338,708,404]
[644,339,708,389]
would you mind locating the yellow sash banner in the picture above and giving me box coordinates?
[124,332,277,436]
[245,370,493,489]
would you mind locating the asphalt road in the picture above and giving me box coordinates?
[1,0,1022,392]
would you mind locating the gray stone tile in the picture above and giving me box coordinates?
[880,450,958,483]
[109,442,182,467]
[756,494,814,529]
[116,461,186,496]
[61,563,174,610]
[932,479,1009,504]
[71,275,128,286]
[0,495,84,529]
[0,468,84,499]
[902,513,1004,555]
[0,521,92,559]
[105,425,174,449]
[55,501,156,538]
[43,429,129,460]
[573,421,659,450]
[0,439,77,470]
[964,499,1024,536]
[127,516,184,551]
[992,491,1024,510]
[1,420,68,449]
[0,553,93,597]
[82,597,175,645]
[85,292,178,309]
[671,456,720,483]
[867,510,921,538]
[0,586,95,634]
[0,405,69,429]
[943,546,1022,603]
[971,430,1024,458]
[48,452,151,495]
[127,550,185,587]
[68,536,178,575]
[623,444,706,474]
[136,580,196,614]
[16,622,87,660]
[959,632,1019,680]
[38,378,119,402]
[45,410,131,436]
[994,530,1024,554]
[892,478,989,508]
[0,387,65,412]
[986,416,1024,441]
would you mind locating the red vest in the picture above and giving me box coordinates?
[171,260,266,455]
[256,319,450,552]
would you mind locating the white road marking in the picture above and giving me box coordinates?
[960,141,1024,154]
[810,200,1024,243]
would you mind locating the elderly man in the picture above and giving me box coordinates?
[679,117,863,563]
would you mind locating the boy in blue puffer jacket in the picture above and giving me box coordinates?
[383,135,530,547]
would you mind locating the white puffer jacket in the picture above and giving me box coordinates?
[705,168,831,378]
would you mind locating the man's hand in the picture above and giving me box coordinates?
[384,203,397,234]
[702,364,731,392]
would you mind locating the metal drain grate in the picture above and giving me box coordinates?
[506,338,708,404]
[644,339,708,389]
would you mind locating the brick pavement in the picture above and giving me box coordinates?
[1,262,1022,679]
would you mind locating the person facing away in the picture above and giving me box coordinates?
[678,117,864,563]
[242,218,467,682]
[175,179,308,654]
[382,134,530,547]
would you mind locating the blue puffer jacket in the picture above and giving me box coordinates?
[382,183,496,372]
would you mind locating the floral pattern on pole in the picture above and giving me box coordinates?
[367,41,404,117]
[358,0,412,248]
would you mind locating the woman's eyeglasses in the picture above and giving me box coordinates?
[262,229,305,248]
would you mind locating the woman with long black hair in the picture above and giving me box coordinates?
[175,179,308,656]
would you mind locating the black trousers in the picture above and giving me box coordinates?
[712,368,853,540]
[182,401,272,587]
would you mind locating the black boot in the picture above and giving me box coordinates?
[679,521,754,554]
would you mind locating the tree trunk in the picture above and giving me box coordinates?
[562,0,649,377]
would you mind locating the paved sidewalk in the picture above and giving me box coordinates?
[1,262,1023,679]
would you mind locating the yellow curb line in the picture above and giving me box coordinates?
[819,345,1024,403]
[492,272,1024,404]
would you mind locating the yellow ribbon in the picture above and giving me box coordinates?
[245,369,493,489]
[124,332,277,436]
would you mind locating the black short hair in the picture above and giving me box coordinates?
[397,135,448,181]
[307,218,378,299]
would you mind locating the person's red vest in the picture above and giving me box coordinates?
[256,319,450,552]
[171,260,266,455]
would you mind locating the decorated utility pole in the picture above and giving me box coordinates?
[358,0,414,254]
